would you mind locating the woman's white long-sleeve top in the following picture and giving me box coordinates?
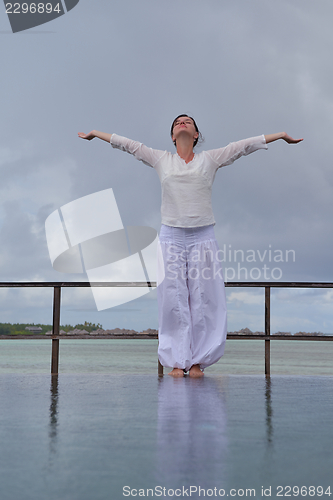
[110,134,268,228]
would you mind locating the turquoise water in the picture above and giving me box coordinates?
[1,339,333,375]
[0,341,332,499]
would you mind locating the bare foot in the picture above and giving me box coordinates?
[168,368,184,377]
[189,364,204,378]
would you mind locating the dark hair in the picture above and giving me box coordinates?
[170,114,203,148]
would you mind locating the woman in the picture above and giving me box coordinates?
[79,116,302,377]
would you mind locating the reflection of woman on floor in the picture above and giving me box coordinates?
[79,116,302,378]
[156,376,227,489]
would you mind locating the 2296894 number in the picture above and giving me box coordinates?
[5,3,61,14]
[276,485,332,497]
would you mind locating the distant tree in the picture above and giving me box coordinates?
[0,323,12,335]
[0,321,103,335]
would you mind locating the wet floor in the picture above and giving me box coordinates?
[0,373,332,500]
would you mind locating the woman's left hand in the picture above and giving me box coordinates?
[265,132,303,144]
[283,133,303,144]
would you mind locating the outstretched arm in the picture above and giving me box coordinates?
[78,130,112,142]
[264,132,303,144]
[78,132,166,169]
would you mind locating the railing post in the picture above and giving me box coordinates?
[51,286,61,375]
[158,359,164,376]
[265,286,271,376]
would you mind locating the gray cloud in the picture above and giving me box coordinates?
[0,0,332,331]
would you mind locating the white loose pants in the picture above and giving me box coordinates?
[157,224,227,371]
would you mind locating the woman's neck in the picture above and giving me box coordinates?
[176,138,195,164]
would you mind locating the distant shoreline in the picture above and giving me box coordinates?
[1,323,331,338]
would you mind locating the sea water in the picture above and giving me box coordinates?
[1,339,333,375]
[0,340,332,500]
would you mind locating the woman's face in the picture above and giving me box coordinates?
[172,116,199,146]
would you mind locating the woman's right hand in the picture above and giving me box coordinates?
[78,131,96,140]
[78,130,112,143]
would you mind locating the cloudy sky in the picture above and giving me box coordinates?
[0,0,332,333]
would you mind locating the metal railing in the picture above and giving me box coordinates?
[1,281,332,376]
